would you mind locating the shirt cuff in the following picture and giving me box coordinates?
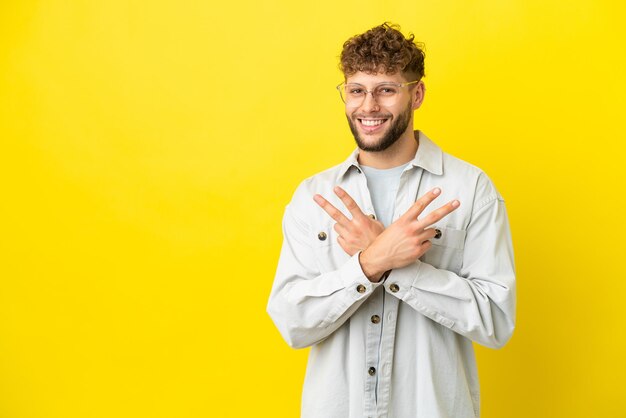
[383,260,421,299]
[341,251,384,299]
[384,260,455,328]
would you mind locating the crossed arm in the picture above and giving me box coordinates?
[313,186,460,282]
[268,183,515,348]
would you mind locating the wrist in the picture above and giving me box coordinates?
[359,249,387,282]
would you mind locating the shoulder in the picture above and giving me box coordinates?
[440,150,504,211]
[419,132,502,208]
[290,164,344,205]
[287,161,347,214]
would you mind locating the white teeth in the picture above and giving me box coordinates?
[361,119,386,126]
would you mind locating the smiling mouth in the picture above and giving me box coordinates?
[358,118,389,128]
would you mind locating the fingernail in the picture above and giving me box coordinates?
[433,188,441,195]
[334,186,343,195]
[452,200,460,207]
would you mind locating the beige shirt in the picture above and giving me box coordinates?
[267,131,516,418]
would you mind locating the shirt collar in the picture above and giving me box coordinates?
[409,131,444,175]
[339,130,444,178]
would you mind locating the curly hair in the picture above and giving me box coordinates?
[340,23,425,81]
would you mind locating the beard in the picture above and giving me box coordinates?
[347,100,413,152]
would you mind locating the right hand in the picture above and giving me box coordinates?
[359,188,460,281]
[314,186,385,256]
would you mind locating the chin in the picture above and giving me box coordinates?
[356,135,401,153]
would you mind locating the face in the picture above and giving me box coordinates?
[344,72,421,152]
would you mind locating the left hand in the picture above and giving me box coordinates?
[313,186,385,256]
[359,187,459,281]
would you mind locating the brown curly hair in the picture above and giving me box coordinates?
[340,23,425,81]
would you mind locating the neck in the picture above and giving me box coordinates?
[358,130,419,169]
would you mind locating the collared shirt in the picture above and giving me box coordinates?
[267,131,516,418]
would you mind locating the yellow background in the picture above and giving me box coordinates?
[1,1,625,417]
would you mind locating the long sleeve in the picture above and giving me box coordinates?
[385,194,516,349]
[266,135,514,417]
[267,203,384,349]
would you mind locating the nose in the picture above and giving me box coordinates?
[360,91,380,113]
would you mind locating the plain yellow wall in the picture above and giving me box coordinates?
[1,1,625,417]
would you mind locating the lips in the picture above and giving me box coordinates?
[357,118,389,132]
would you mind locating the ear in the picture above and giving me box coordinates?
[411,81,426,111]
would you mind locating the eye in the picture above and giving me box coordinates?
[376,86,398,95]
[349,87,364,95]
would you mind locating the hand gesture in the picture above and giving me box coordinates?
[360,188,460,281]
[313,186,385,256]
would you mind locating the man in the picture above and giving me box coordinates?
[267,23,515,418]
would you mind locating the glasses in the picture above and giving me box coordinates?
[336,80,419,107]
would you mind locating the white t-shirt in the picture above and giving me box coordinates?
[361,163,410,227]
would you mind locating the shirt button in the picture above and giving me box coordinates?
[368,367,376,376]
[389,283,399,293]
[434,228,442,239]
[371,315,380,324]
[356,284,366,293]
[317,231,327,241]
[368,214,376,219]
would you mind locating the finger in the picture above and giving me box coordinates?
[417,228,438,241]
[420,240,433,253]
[333,222,349,237]
[334,186,365,219]
[337,235,357,256]
[402,187,442,220]
[313,194,350,225]
[414,229,438,249]
[417,200,460,228]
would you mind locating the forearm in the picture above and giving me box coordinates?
[384,260,515,348]
[353,188,515,348]
[267,251,382,348]
[384,197,516,348]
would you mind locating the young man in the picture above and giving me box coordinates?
[267,23,515,418]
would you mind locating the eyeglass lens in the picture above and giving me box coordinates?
[340,84,402,107]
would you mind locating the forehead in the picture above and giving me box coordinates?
[345,71,409,85]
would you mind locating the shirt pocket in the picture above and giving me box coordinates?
[420,225,466,274]
[310,224,350,274]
